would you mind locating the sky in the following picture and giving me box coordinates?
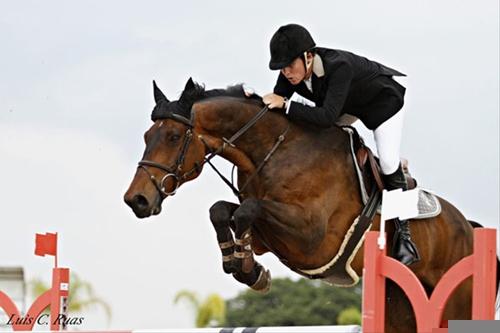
[0,0,499,329]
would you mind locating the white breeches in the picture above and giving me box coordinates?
[373,109,405,175]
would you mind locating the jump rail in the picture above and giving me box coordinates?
[60,326,361,333]
[2,227,496,333]
[362,228,497,333]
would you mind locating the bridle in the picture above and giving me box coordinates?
[138,127,197,197]
[137,105,289,199]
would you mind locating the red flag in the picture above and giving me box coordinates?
[35,233,57,257]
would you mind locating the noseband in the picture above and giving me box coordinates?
[138,127,198,197]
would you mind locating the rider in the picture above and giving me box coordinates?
[262,23,420,266]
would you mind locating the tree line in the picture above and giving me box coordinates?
[175,277,362,327]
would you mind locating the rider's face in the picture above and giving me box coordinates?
[281,57,307,85]
[281,53,315,85]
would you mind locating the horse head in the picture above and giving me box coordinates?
[124,78,207,218]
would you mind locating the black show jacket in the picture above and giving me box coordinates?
[273,47,406,129]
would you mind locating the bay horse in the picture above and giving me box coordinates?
[124,78,483,332]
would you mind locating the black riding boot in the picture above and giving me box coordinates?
[384,163,421,266]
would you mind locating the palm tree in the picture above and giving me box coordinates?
[174,290,226,327]
[29,272,112,326]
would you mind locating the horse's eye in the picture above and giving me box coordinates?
[170,134,181,142]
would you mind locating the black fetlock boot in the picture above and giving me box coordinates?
[384,163,421,266]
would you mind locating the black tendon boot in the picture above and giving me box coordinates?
[384,163,421,266]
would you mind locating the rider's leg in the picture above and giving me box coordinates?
[374,108,421,266]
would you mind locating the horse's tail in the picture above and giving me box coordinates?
[468,220,500,316]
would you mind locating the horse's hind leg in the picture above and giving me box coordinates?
[209,200,239,274]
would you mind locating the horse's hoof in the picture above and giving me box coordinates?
[223,260,236,274]
[250,267,272,294]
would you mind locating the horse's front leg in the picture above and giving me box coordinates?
[234,197,327,272]
[209,200,239,274]
[218,198,321,293]
[209,199,271,293]
[230,198,272,293]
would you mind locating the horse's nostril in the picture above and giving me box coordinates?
[133,194,149,210]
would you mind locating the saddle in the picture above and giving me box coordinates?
[347,126,417,192]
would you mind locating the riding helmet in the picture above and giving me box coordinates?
[269,24,316,70]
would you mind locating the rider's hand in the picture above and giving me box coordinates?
[263,93,285,109]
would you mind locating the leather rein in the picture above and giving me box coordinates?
[138,105,289,199]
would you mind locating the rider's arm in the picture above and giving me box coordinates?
[286,62,353,128]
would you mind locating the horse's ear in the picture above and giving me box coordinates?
[184,77,195,92]
[179,77,197,103]
[153,80,169,103]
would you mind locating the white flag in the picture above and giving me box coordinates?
[381,188,420,220]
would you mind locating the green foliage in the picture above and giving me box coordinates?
[226,277,361,326]
[174,290,226,327]
[337,307,362,325]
